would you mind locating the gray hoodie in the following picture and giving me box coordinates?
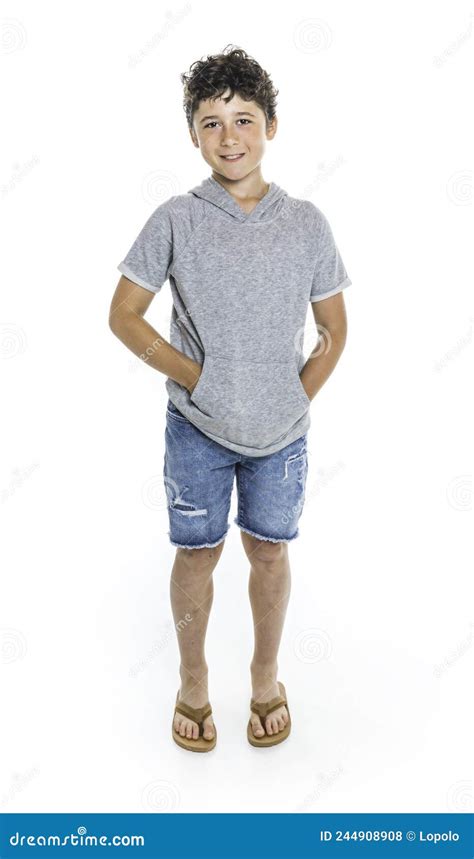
[117,174,351,457]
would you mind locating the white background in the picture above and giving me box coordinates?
[1,0,472,814]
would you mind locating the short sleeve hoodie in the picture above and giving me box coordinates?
[117,174,352,457]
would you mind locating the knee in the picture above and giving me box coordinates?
[251,539,288,567]
[175,544,224,572]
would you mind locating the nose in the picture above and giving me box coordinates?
[220,127,240,146]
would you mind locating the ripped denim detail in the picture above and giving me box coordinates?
[167,484,207,517]
[283,448,307,481]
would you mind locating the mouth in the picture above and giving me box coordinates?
[219,153,245,162]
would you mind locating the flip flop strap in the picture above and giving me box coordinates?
[250,694,287,718]
[175,700,212,724]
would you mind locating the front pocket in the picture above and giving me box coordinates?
[166,401,189,422]
[293,366,310,407]
[189,352,213,417]
[190,353,310,447]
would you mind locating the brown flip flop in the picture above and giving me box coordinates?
[172,690,217,752]
[247,681,291,747]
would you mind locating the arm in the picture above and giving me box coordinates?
[299,291,348,401]
[108,275,201,393]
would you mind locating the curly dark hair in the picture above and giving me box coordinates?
[180,44,279,130]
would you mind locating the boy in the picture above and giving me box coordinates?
[109,46,351,752]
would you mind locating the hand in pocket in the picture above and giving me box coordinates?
[187,361,202,395]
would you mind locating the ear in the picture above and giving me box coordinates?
[189,127,199,148]
[266,116,278,141]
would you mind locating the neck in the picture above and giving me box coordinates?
[211,168,269,202]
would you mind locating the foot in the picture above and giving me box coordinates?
[173,684,215,742]
[249,676,289,739]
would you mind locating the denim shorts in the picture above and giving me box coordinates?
[163,399,309,549]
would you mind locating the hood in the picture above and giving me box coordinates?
[188,174,288,224]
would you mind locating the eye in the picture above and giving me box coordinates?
[203,118,252,129]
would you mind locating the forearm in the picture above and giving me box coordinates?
[299,330,347,401]
[110,311,200,392]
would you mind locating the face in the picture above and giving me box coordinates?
[190,89,277,181]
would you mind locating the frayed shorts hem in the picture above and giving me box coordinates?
[168,525,230,550]
[234,519,299,544]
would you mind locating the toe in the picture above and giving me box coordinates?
[203,716,215,740]
[175,710,214,742]
[251,715,265,736]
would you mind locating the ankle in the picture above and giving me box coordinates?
[250,659,278,683]
[179,663,209,695]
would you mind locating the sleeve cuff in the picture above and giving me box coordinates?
[309,277,352,302]
[117,262,162,294]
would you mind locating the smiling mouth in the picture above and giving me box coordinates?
[220,153,245,161]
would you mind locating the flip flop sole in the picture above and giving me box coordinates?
[172,690,217,752]
[172,727,217,752]
[247,681,291,747]
[247,721,290,746]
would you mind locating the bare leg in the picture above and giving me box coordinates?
[170,542,225,741]
[240,531,291,738]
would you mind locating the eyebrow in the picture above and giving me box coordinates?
[199,111,256,124]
